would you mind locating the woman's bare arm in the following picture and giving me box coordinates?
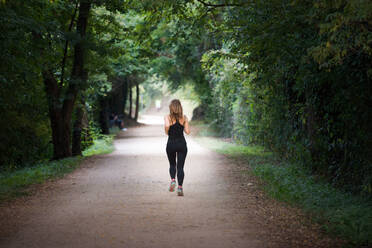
[183,115,190,135]
[164,115,170,135]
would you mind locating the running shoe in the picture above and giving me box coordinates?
[169,181,176,192]
[177,187,184,196]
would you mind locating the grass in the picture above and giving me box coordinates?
[195,136,372,247]
[82,134,115,156]
[0,134,115,202]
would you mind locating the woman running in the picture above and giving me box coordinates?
[164,99,190,196]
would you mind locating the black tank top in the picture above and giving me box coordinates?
[168,119,185,140]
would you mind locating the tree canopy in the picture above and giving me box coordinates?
[0,0,371,195]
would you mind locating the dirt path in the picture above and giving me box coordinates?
[0,123,341,248]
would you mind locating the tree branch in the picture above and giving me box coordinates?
[63,0,91,120]
[60,1,79,88]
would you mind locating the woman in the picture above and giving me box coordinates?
[164,99,190,196]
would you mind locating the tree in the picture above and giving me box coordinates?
[40,0,129,158]
[135,81,139,121]
[43,0,91,159]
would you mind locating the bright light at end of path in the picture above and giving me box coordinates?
[138,115,164,125]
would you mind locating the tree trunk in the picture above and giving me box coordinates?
[122,79,128,116]
[60,1,79,86]
[135,82,139,121]
[43,0,91,159]
[99,96,110,135]
[117,78,125,116]
[43,71,71,159]
[122,78,128,117]
[66,0,91,156]
[129,82,133,119]
[108,77,125,115]
[72,96,84,156]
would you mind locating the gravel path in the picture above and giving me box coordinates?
[0,123,342,248]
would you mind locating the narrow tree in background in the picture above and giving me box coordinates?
[135,81,139,121]
[122,78,129,117]
[128,81,133,119]
[72,96,85,156]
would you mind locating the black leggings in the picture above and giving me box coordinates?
[166,139,187,186]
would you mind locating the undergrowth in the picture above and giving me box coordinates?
[82,134,115,156]
[195,136,372,247]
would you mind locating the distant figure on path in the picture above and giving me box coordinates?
[155,99,161,111]
[164,99,190,196]
[109,113,127,131]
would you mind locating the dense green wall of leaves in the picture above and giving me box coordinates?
[0,1,53,168]
[0,1,148,169]
[198,0,372,194]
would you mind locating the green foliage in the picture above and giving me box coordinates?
[82,134,114,156]
[1,0,370,200]
[81,120,117,156]
[190,0,372,194]
[146,15,215,106]
[0,1,144,169]
[80,121,101,151]
[0,0,57,169]
[129,0,371,194]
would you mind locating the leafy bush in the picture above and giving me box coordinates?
[199,0,372,195]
